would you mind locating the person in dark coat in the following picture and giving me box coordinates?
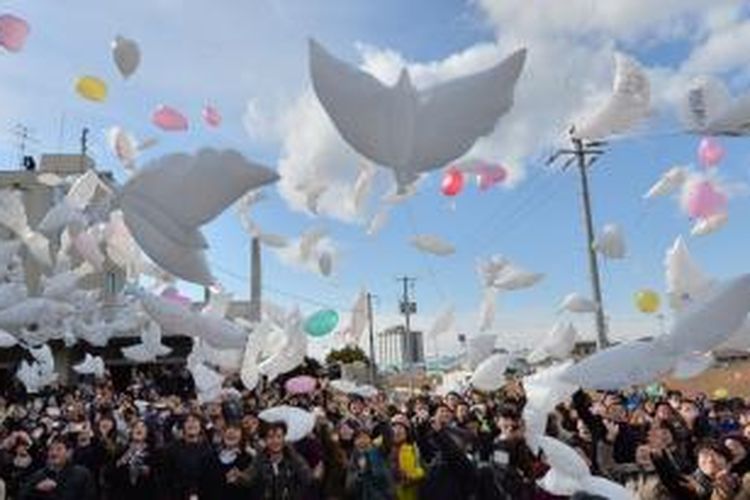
[240,421,313,500]
[1,432,42,499]
[18,435,96,500]
[416,404,477,500]
[161,413,214,500]
[199,423,252,500]
[110,420,159,500]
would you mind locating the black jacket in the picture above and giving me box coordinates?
[18,463,96,500]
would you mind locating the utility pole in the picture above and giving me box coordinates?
[249,236,262,322]
[366,292,376,383]
[80,128,90,171]
[547,131,609,349]
[396,276,417,370]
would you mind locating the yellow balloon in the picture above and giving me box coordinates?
[713,388,729,399]
[635,289,660,314]
[75,76,108,102]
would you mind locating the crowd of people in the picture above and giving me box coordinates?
[0,364,749,499]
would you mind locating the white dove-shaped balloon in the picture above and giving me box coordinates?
[681,75,750,136]
[410,234,455,256]
[558,293,598,313]
[643,166,687,200]
[594,224,626,259]
[118,148,279,286]
[572,53,650,140]
[310,39,527,190]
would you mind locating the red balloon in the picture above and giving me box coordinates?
[441,168,464,197]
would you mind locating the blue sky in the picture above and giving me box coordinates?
[2,0,750,357]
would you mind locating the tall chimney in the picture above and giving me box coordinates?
[250,236,261,322]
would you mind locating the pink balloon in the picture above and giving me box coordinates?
[284,375,317,395]
[476,163,508,190]
[685,180,727,219]
[441,167,464,197]
[152,105,189,132]
[0,14,30,53]
[160,287,191,307]
[698,137,724,168]
[202,105,221,127]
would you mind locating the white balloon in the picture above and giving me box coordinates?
[0,240,21,268]
[240,322,270,391]
[528,322,577,363]
[410,234,455,256]
[691,212,728,237]
[112,35,141,79]
[0,191,51,267]
[665,236,715,311]
[189,362,225,403]
[572,53,650,140]
[310,39,526,190]
[470,352,510,392]
[0,298,74,329]
[671,352,714,380]
[259,310,307,381]
[345,290,368,345]
[120,148,279,286]
[37,200,85,235]
[478,288,496,332]
[0,329,18,348]
[477,255,510,287]
[659,274,750,356]
[594,224,626,259]
[366,209,389,236]
[105,210,140,275]
[427,306,455,339]
[643,166,687,199]
[259,405,315,442]
[257,232,289,248]
[537,467,583,497]
[71,229,105,270]
[466,334,497,369]
[73,353,105,378]
[537,435,590,480]
[140,292,247,349]
[67,170,106,210]
[680,76,731,133]
[558,293,598,313]
[523,361,577,437]
[106,126,138,170]
[298,228,326,262]
[41,265,91,301]
[579,475,636,500]
[560,339,676,390]
[328,379,358,394]
[351,162,375,214]
[492,264,544,290]
[0,282,28,310]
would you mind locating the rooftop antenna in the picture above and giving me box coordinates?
[9,124,38,169]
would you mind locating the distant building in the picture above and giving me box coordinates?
[377,325,424,370]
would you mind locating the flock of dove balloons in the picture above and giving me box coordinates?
[1,11,750,419]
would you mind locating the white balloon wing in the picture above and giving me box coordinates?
[665,236,715,311]
[120,148,279,286]
[659,274,750,356]
[410,234,455,256]
[643,166,687,199]
[560,340,675,390]
[310,39,526,181]
[573,53,650,140]
[680,76,731,133]
[258,405,315,442]
[470,352,510,392]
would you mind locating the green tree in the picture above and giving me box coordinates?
[326,345,370,366]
